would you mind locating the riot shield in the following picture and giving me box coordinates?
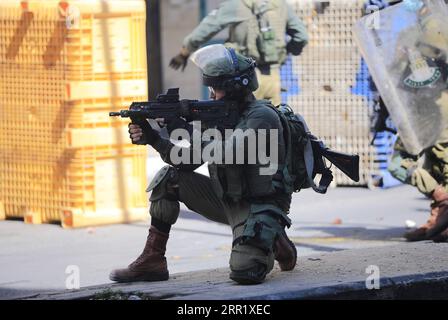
[354,0,448,155]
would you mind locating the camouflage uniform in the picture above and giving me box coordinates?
[388,85,448,196]
[393,105,448,241]
[111,46,298,284]
[176,0,308,105]
[148,95,293,283]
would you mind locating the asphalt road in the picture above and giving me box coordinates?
[0,175,431,299]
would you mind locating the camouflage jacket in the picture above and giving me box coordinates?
[183,0,309,65]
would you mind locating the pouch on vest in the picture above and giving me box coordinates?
[252,2,279,65]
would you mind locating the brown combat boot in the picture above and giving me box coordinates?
[274,231,297,271]
[404,186,448,241]
[109,225,169,282]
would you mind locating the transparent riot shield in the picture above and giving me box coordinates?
[354,0,448,154]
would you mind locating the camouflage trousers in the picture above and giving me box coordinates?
[253,64,281,106]
[388,133,448,196]
[148,169,275,275]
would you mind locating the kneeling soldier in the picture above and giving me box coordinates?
[109,45,297,284]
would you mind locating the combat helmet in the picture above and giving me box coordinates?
[190,44,259,98]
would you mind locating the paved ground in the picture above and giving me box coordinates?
[28,242,448,300]
[0,168,432,299]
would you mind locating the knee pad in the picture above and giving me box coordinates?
[147,165,179,201]
[147,166,180,225]
[234,211,285,254]
[229,210,284,284]
[229,243,275,285]
[149,199,180,225]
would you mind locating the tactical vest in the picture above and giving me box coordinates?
[225,0,289,66]
[207,99,287,202]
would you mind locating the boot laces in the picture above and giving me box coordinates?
[130,232,154,268]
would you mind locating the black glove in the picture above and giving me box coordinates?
[166,117,193,137]
[169,53,189,71]
[286,41,306,56]
[128,120,161,146]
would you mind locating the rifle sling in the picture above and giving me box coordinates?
[303,138,332,194]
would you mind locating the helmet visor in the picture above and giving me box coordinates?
[190,44,235,76]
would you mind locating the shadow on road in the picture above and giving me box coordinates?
[296,225,407,242]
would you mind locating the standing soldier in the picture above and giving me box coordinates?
[168,0,309,106]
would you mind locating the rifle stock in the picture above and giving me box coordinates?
[322,149,360,182]
[311,138,360,183]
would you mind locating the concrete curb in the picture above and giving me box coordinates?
[252,271,448,300]
[18,242,448,300]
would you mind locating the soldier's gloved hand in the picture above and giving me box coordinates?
[166,117,193,137]
[169,47,190,71]
[286,40,307,56]
[128,121,160,146]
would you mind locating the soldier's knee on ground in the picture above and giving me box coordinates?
[229,211,285,284]
[229,243,275,285]
[147,165,180,225]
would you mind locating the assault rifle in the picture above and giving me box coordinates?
[109,88,239,130]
